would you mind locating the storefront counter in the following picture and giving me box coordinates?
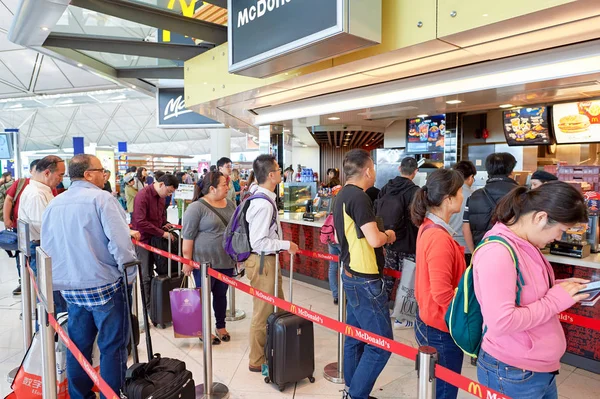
[280,213,330,290]
[547,253,600,373]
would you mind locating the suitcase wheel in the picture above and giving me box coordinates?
[308,376,315,383]
[278,384,285,392]
[264,377,270,384]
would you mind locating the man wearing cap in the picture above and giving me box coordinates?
[530,170,558,189]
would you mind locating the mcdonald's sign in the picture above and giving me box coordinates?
[249,287,254,296]
[468,382,483,398]
[345,325,354,337]
[290,304,297,313]
[217,273,222,281]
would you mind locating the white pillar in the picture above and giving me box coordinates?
[210,130,231,164]
[258,125,271,155]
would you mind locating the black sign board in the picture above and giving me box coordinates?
[157,88,222,128]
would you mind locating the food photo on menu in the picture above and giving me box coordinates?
[553,100,600,144]
[502,106,551,146]
[406,114,445,154]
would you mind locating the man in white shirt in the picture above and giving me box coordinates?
[217,157,236,203]
[245,154,298,373]
[19,155,66,311]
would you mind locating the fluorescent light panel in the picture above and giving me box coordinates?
[255,52,600,125]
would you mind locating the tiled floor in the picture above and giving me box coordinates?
[1,210,599,398]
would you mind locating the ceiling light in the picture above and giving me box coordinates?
[302,145,307,148]
[499,104,514,108]
[77,63,83,67]
[482,14,489,17]
[417,114,428,118]
[328,117,340,121]
[41,27,49,31]
[446,100,462,105]
[131,85,136,89]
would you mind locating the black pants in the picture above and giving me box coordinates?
[135,245,155,313]
[192,267,235,329]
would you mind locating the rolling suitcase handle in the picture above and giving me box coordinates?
[167,227,182,278]
[123,260,153,363]
[271,252,294,312]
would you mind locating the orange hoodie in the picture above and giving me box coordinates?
[415,217,466,332]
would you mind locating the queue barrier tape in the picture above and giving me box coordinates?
[295,248,402,279]
[132,240,513,399]
[25,265,120,399]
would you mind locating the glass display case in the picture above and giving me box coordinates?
[283,182,317,213]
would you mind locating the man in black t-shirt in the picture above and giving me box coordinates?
[333,149,396,399]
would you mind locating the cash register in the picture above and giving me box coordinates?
[550,223,591,258]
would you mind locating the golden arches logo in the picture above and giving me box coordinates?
[217,273,222,281]
[249,287,255,296]
[468,382,482,398]
[345,325,354,337]
[290,304,297,313]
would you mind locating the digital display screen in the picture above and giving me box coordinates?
[406,115,445,154]
[502,106,552,146]
[553,99,600,144]
[0,133,13,159]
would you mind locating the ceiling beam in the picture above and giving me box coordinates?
[117,67,184,79]
[70,0,227,45]
[44,33,212,61]
[58,106,81,149]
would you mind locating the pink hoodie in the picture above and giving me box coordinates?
[473,223,576,373]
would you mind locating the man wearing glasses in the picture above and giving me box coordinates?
[245,154,298,373]
[19,155,67,313]
[217,157,236,203]
[131,172,179,314]
[42,154,138,399]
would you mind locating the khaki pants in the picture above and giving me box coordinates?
[246,253,284,368]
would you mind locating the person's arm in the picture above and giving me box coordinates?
[28,193,49,234]
[181,204,201,274]
[462,223,475,253]
[474,244,583,336]
[98,197,137,270]
[360,222,395,248]
[131,193,167,239]
[425,232,461,310]
[3,195,14,228]
[248,201,292,253]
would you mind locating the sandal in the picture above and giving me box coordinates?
[215,329,231,342]
[199,335,221,345]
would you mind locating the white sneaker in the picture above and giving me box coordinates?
[394,319,414,330]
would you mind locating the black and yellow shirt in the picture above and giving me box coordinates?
[333,184,384,278]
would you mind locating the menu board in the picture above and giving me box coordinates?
[502,106,551,146]
[406,114,445,154]
[553,100,600,144]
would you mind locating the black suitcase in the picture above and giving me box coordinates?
[264,254,315,391]
[150,230,186,328]
[122,261,195,399]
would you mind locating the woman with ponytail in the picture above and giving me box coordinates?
[411,168,467,399]
[473,181,589,399]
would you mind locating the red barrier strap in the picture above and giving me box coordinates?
[25,265,120,399]
[559,312,600,332]
[435,365,509,399]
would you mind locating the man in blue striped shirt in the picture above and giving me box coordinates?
[42,154,137,399]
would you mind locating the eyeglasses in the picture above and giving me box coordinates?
[270,168,282,174]
[86,168,105,173]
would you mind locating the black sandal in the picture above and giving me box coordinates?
[199,335,221,345]
[215,330,231,342]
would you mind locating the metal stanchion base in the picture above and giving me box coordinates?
[225,309,246,321]
[7,366,18,384]
[195,382,229,399]
[323,362,344,384]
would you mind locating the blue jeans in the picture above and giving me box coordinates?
[193,267,235,329]
[342,273,393,399]
[415,313,463,399]
[66,283,129,399]
[477,350,558,399]
[327,244,340,299]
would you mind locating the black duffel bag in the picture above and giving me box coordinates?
[149,232,179,276]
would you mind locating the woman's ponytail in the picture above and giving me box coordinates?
[410,188,429,226]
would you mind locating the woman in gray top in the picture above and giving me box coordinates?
[182,172,236,345]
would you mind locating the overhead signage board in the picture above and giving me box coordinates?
[157,88,224,128]
[228,0,381,78]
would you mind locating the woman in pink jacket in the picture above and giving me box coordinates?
[473,182,590,399]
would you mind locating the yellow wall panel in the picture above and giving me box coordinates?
[437,0,576,37]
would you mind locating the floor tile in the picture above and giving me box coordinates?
[558,371,600,399]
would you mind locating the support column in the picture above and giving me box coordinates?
[211,130,231,164]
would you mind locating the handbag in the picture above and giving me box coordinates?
[391,258,418,321]
[170,276,203,338]
[0,229,18,252]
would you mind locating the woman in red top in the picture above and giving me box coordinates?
[410,168,466,399]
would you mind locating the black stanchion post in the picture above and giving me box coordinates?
[323,261,345,384]
[195,262,229,399]
[416,346,438,399]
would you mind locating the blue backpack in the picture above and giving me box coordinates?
[445,236,524,358]
[223,193,278,262]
